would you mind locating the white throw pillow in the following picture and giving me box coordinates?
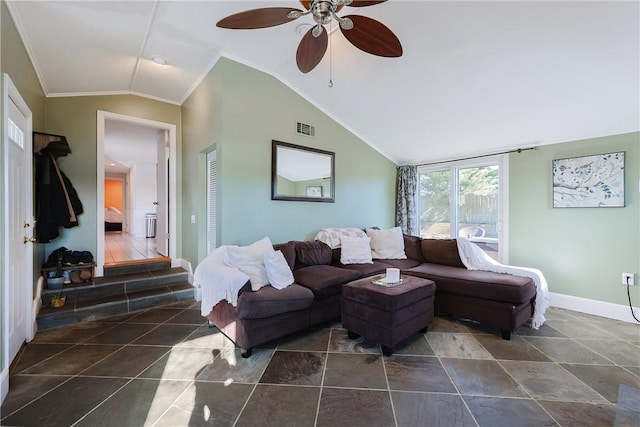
[263,250,294,290]
[315,227,368,249]
[340,236,373,264]
[225,237,274,291]
[366,227,407,259]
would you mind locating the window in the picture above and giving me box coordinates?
[417,155,508,262]
[8,118,24,149]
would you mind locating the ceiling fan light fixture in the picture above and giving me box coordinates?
[217,0,401,73]
[311,1,332,24]
[312,24,324,38]
[337,16,353,30]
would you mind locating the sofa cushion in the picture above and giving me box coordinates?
[340,236,373,264]
[236,284,314,320]
[378,258,422,270]
[343,275,436,312]
[294,265,361,298]
[315,227,367,249]
[264,250,294,289]
[405,263,536,304]
[274,242,296,270]
[403,234,426,263]
[293,240,332,268]
[334,260,391,277]
[421,239,465,268]
[331,248,342,265]
[366,227,407,259]
[226,237,274,291]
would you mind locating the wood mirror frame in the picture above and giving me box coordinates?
[271,140,335,202]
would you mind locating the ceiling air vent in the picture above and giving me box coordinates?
[296,122,315,137]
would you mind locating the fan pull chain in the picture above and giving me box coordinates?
[328,23,333,88]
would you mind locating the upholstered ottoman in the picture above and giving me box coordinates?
[342,275,435,356]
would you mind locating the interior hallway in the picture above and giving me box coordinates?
[104,232,164,265]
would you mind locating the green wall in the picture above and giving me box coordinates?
[181,58,397,265]
[509,132,639,307]
[181,59,222,266]
[43,95,182,259]
[1,3,44,130]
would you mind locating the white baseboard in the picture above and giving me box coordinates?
[176,258,200,301]
[550,292,640,323]
[176,258,194,283]
[30,276,43,341]
[1,366,8,406]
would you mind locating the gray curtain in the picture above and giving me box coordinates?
[396,165,418,235]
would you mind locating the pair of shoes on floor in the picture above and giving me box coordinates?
[69,269,92,284]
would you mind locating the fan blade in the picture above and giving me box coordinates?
[348,1,388,7]
[296,26,328,73]
[339,15,402,57]
[216,8,302,29]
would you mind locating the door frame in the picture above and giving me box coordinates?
[105,172,129,232]
[1,74,34,404]
[155,130,169,256]
[96,111,177,276]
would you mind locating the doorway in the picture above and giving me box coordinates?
[417,155,508,262]
[96,111,176,276]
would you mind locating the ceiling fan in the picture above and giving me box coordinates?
[216,0,402,73]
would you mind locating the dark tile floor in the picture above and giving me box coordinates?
[2,303,639,426]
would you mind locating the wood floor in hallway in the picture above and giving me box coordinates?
[104,231,165,265]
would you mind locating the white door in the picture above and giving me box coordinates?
[3,74,33,378]
[155,130,169,256]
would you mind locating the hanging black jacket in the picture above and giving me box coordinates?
[35,149,83,243]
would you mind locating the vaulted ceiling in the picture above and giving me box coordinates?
[6,1,639,164]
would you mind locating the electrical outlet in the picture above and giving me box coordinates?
[622,273,635,286]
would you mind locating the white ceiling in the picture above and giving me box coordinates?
[7,1,639,164]
[104,119,163,174]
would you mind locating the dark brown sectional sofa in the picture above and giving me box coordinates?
[205,235,537,357]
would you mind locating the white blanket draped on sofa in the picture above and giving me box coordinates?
[194,246,249,316]
[456,238,550,329]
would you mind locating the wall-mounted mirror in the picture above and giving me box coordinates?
[272,140,335,202]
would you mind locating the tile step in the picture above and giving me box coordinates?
[42,267,189,304]
[102,258,172,277]
[37,282,195,330]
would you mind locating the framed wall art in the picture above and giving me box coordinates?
[552,151,625,208]
[306,186,323,198]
